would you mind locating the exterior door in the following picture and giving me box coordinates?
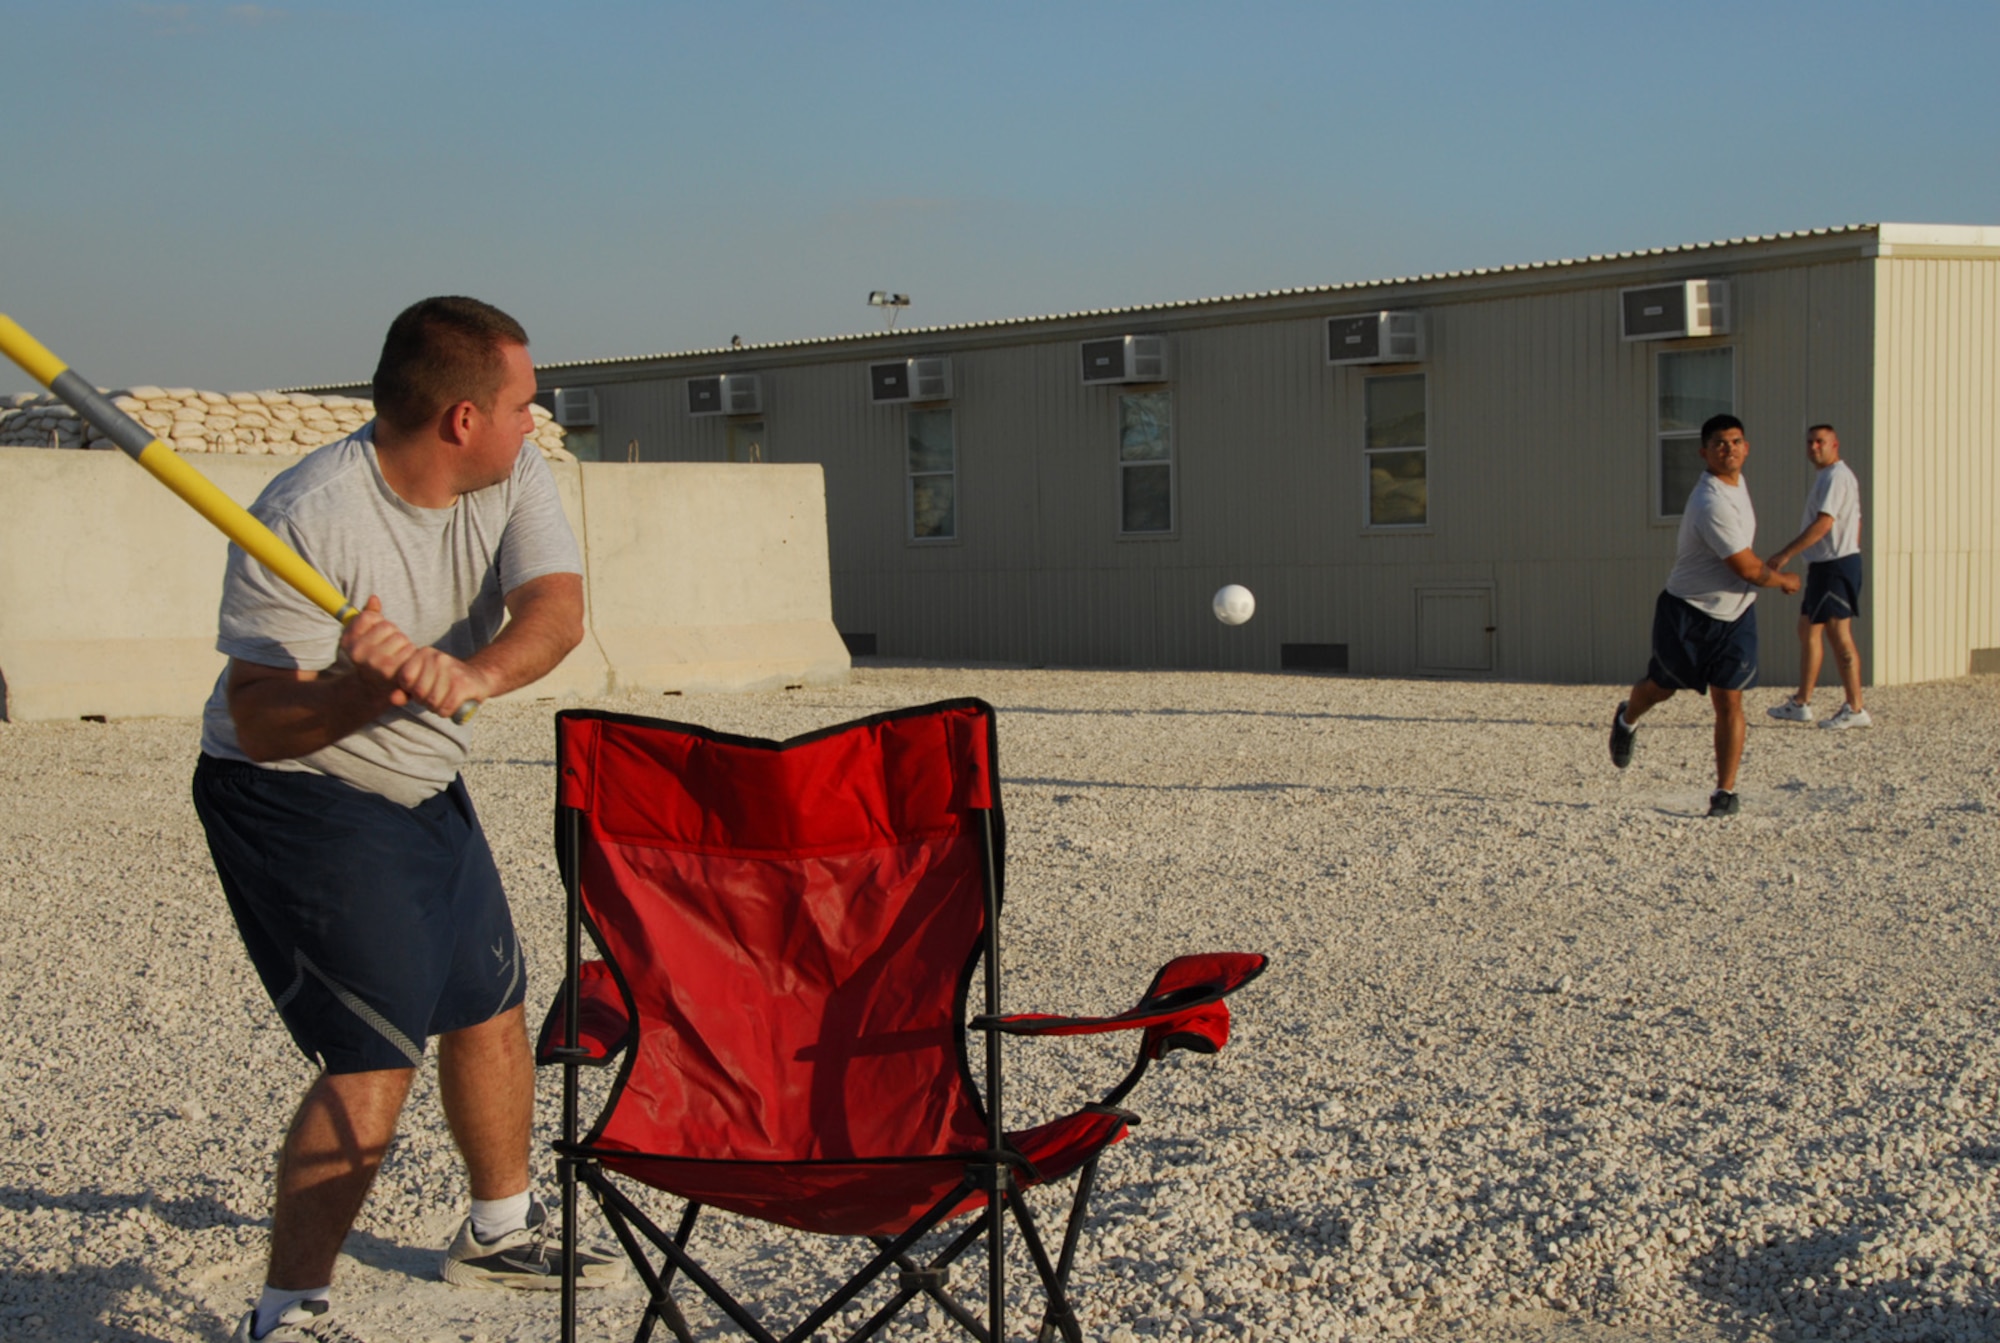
[1415,585,1495,674]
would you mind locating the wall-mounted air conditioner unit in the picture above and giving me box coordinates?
[551,388,599,427]
[1079,335,1169,384]
[869,356,954,403]
[687,373,763,416]
[1327,312,1425,365]
[1620,279,1731,341]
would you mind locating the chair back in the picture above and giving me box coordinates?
[555,700,1000,1165]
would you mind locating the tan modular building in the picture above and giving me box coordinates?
[362,224,2000,686]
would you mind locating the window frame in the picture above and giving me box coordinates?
[905,406,958,544]
[1361,371,1431,532]
[1116,390,1176,539]
[1652,344,1736,523]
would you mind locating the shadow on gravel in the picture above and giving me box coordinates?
[1008,705,1550,727]
[330,1225,446,1281]
[3,1259,230,1342]
[1686,1224,1994,1340]
[0,1183,254,1230]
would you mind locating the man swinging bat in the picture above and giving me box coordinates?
[188,297,621,1342]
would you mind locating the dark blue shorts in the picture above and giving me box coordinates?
[1646,591,1759,695]
[1802,555,1863,624]
[192,755,524,1074]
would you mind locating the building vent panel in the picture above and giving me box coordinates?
[1080,335,1169,384]
[689,373,762,417]
[870,356,953,403]
[1328,312,1425,365]
[1621,279,1731,340]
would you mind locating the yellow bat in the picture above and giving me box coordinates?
[0,313,477,723]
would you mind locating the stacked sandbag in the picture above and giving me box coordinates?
[0,386,573,462]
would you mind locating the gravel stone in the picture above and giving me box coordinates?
[1,668,1994,1343]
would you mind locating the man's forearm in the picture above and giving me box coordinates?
[1772,516,1833,568]
[463,575,586,700]
[230,669,398,762]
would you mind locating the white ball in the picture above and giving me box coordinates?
[1212,584,1255,626]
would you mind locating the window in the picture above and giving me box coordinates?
[907,408,955,541]
[1119,392,1173,534]
[1655,348,1732,517]
[727,420,765,463]
[1365,374,1427,527]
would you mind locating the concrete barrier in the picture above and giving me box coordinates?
[0,448,847,721]
[578,462,850,696]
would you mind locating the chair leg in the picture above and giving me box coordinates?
[1008,1175,1089,1343]
[592,1173,783,1343]
[588,1175,698,1343]
[1034,1157,1100,1343]
[778,1185,976,1343]
[864,1224,995,1343]
[985,1166,1008,1343]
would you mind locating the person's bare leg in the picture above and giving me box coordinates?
[266,1068,415,1290]
[438,1004,533,1201]
[1624,677,1675,724]
[1796,614,1823,704]
[1825,617,1864,711]
[1711,688,1746,792]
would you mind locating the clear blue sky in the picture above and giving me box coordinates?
[2,0,1994,394]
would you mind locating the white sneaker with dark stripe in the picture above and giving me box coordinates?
[1766,695,1815,723]
[440,1197,626,1290]
[1819,704,1873,730]
[233,1301,370,1343]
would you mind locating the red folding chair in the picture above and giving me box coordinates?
[538,698,1266,1343]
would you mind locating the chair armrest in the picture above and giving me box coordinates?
[535,959,631,1067]
[974,951,1267,1059]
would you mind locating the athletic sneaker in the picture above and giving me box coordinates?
[1819,704,1873,730]
[233,1301,370,1343]
[440,1196,626,1290]
[1707,789,1741,818]
[1766,695,1815,723]
[1608,702,1637,769]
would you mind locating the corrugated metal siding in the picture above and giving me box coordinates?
[560,247,1959,683]
[1873,257,2000,684]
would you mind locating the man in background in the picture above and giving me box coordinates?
[1609,414,1801,816]
[1766,424,1871,729]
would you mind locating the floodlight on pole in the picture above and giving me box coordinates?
[867,291,911,329]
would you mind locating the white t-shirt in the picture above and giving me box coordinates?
[1666,472,1759,622]
[1799,459,1861,564]
[199,427,583,805]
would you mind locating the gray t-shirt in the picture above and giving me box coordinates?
[1799,459,1862,564]
[200,427,583,805]
[1665,472,1758,622]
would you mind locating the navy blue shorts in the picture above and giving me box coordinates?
[1802,555,1863,624]
[192,756,525,1074]
[1646,591,1759,695]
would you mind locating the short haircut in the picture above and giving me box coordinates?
[1700,413,1745,445]
[1807,423,1838,437]
[371,297,529,434]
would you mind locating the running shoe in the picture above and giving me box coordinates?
[440,1197,626,1290]
[1608,702,1637,769]
[1819,704,1873,730]
[233,1302,370,1343]
[1707,789,1741,818]
[1766,695,1815,723]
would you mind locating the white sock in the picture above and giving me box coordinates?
[470,1190,532,1242]
[253,1286,329,1338]
[1617,711,1636,731]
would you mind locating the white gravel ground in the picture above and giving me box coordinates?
[3,666,1997,1343]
